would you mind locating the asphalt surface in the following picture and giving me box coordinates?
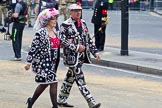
[81,10,162,54]
[81,10,162,75]
[0,9,162,108]
[0,55,162,108]
[1,10,162,76]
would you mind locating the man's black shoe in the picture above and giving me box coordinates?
[57,102,74,107]
[92,103,101,108]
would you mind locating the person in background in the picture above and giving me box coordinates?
[57,4,101,108]
[26,0,33,27]
[33,0,39,19]
[92,0,97,9]
[55,0,59,10]
[108,0,114,10]
[10,0,28,61]
[59,0,82,21]
[59,0,68,21]
[24,8,60,108]
[91,0,108,52]
[0,0,8,27]
[39,0,57,13]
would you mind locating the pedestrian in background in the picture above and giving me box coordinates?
[57,4,101,108]
[92,0,97,9]
[108,0,114,10]
[33,0,39,19]
[10,0,28,61]
[59,0,68,21]
[59,0,80,20]
[26,0,34,27]
[24,8,60,108]
[39,0,57,13]
[91,0,108,52]
[0,0,8,27]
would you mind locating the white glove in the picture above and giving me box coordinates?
[42,1,46,6]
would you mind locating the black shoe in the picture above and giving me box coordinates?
[26,97,32,108]
[57,102,74,107]
[28,24,33,27]
[92,103,101,108]
[0,27,6,33]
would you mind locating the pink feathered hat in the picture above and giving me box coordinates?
[34,8,59,30]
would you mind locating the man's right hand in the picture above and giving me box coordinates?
[78,45,85,53]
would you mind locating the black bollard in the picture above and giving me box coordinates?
[120,0,129,56]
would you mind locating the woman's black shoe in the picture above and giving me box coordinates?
[26,97,32,108]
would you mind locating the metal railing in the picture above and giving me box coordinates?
[139,1,150,11]
[111,0,162,11]
[154,0,162,10]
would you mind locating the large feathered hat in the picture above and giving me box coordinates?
[34,8,59,30]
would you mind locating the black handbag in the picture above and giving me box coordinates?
[35,74,46,83]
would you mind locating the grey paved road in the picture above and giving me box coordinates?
[1,34,162,108]
[1,10,162,55]
[0,10,162,108]
[80,10,162,54]
[0,58,162,108]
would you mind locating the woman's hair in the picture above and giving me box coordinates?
[34,8,59,30]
